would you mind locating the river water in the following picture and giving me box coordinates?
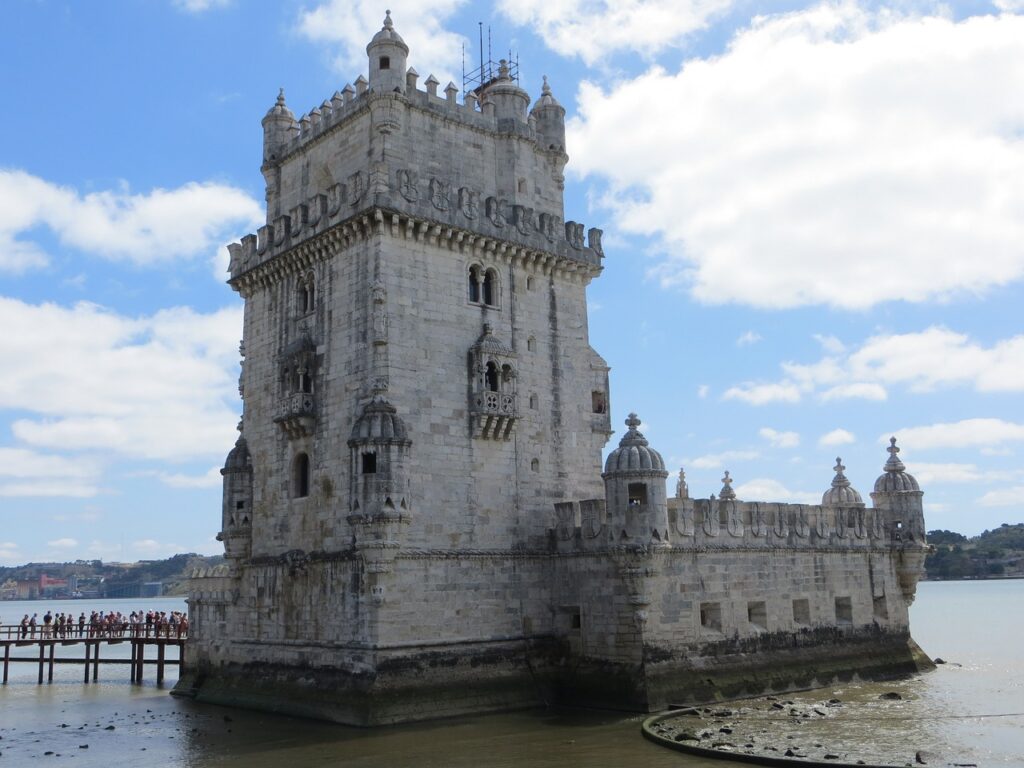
[0,581,1020,766]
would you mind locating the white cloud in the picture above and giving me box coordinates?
[296,2,468,84]
[727,326,1024,405]
[172,0,230,11]
[733,478,820,505]
[759,427,799,448]
[978,485,1024,507]
[0,542,20,563]
[689,449,759,469]
[994,1,1024,11]
[153,467,223,489]
[500,0,734,65]
[697,384,710,398]
[722,382,801,405]
[737,330,762,346]
[0,298,241,462]
[47,538,79,549]
[889,419,1024,450]
[0,171,261,272]
[0,447,102,498]
[820,382,887,401]
[813,334,846,354]
[909,462,1014,486]
[567,6,1024,309]
[819,428,855,447]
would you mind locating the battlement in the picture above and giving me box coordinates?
[554,496,925,552]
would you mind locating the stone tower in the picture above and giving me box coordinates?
[184,15,931,724]
[183,14,611,724]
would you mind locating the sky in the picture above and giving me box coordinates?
[1,0,1022,565]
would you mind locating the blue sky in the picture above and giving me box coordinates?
[1,0,1022,565]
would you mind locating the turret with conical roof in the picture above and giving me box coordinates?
[262,88,296,165]
[218,428,253,566]
[603,413,670,546]
[531,75,567,156]
[367,10,409,94]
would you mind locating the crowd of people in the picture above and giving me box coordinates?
[8,609,188,639]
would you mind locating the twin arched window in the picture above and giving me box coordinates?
[468,265,498,307]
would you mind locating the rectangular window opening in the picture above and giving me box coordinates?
[793,598,811,625]
[747,600,767,631]
[835,596,853,626]
[591,390,607,414]
[627,482,647,506]
[362,452,377,474]
[700,601,722,632]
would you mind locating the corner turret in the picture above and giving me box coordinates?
[262,88,296,164]
[530,76,567,155]
[603,413,670,547]
[367,10,409,94]
[218,428,253,567]
[870,437,924,542]
[823,457,865,507]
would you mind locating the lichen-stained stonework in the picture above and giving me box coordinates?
[178,14,932,725]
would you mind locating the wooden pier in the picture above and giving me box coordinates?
[0,624,186,685]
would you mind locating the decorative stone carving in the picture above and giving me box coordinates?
[513,205,534,236]
[429,178,451,211]
[326,183,346,217]
[348,171,366,205]
[397,169,419,202]
[486,196,507,228]
[587,227,604,256]
[458,187,479,219]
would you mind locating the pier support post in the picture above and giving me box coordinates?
[84,642,91,683]
[37,643,45,684]
[136,642,144,683]
[48,642,55,683]
[3,643,9,684]
[130,642,137,683]
[92,643,99,682]
[157,642,165,685]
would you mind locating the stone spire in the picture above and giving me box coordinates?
[719,471,736,500]
[675,467,689,499]
[874,437,920,493]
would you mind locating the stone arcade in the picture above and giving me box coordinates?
[178,14,933,724]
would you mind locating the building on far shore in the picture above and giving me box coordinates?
[180,14,933,725]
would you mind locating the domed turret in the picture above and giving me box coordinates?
[718,471,737,501]
[367,10,408,94]
[873,437,920,493]
[348,394,412,520]
[219,429,253,564]
[262,88,296,164]
[603,413,670,546]
[530,76,566,154]
[480,60,530,125]
[870,437,925,544]
[823,457,864,506]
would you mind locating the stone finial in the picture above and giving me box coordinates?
[343,83,355,104]
[355,75,368,96]
[444,81,459,104]
[676,468,689,500]
[425,74,440,97]
[383,9,393,29]
[406,67,419,91]
[276,87,286,107]
[331,91,344,111]
[625,413,641,431]
[482,322,494,336]
[498,59,510,80]
[885,436,905,472]
[832,457,849,486]
[719,471,736,500]
[542,75,551,95]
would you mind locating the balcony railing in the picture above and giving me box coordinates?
[275,392,316,438]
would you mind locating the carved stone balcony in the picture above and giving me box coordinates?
[275,392,316,439]
[471,390,517,440]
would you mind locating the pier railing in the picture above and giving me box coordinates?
[0,624,187,685]
[0,623,187,641]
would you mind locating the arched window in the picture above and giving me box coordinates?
[485,361,499,392]
[293,453,310,498]
[298,367,312,394]
[501,364,514,391]
[529,393,538,410]
[526,276,534,291]
[298,275,314,314]
[468,265,481,303]
[530,458,540,472]
[482,268,496,306]
[527,336,536,352]
[518,178,527,194]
